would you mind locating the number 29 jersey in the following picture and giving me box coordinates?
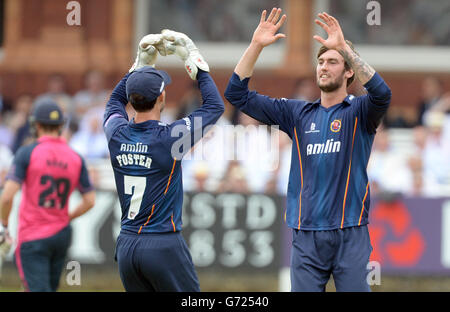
[6,136,93,244]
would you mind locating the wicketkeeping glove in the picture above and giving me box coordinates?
[161,29,209,80]
[129,34,176,72]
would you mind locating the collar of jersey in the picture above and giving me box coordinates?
[310,94,354,106]
[38,135,66,143]
[129,118,162,129]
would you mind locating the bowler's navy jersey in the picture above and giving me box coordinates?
[104,70,224,234]
[224,72,391,230]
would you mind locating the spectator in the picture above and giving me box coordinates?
[61,117,79,143]
[420,111,450,196]
[407,126,427,196]
[264,129,292,195]
[417,76,444,126]
[275,130,292,195]
[10,94,34,153]
[0,110,14,149]
[0,143,13,187]
[0,77,13,114]
[383,106,417,128]
[182,115,231,192]
[291,77,318,102]
[431,91,450,115]
[186,161,211,193]
[69,106,109,160]
[176,81,202,120]
[367,127,413,196]
[72,70,110,120]
[35,73,72,117]
[218,160,250,194]
[235,111,279,193]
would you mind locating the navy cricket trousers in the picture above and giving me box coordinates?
[115,231,200,292]
[290,225,373,292]
[15,225,72,292]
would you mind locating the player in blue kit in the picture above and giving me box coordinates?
[103,31,224,291]
[224,9,391,291]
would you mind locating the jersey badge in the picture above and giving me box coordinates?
[330,119,342,133]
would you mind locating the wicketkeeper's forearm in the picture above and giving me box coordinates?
[234,42,264,80]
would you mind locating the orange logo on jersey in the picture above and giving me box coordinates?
[330,119,341,132]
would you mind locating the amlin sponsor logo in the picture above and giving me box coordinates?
[306,139,341,156]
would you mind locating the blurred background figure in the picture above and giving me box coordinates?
[72,70,110,121]
[186,161,211,193]
[234,111,279,194]
[0,77,13,114]
[417,76,444,125]
[383,105,418,128]
[0,109,14,149]
[10,94,34,153]
[182,114,231,193]
[176,81,202,120]
[420,111,450,196]
[407,126,428,196]
[35,73,72,117]
[69,106,109,161]
[218,160,250,194]
[0,143,13,188]
[291,77,318,102]
[274,130,292,195]
[367,127,413,196]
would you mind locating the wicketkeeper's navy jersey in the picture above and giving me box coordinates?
[104,70,224,234]
[224,72,391,230]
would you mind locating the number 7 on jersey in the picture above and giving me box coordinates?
[124,175,146,220]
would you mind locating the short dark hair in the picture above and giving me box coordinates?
[36,122,62,133]
[317,40,357,87]
[129,93,157,112]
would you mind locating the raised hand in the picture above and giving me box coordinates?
[313,12,347,51]
[251,8,287,48]
[129,34,163,72]
[161,29,209,80]
[314,12,376,84]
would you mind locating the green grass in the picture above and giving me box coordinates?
[2,265,450,292]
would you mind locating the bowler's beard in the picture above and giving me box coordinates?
[317,72,345,93]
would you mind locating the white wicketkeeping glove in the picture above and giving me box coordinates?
[161,29,209,80]
[129,34,176,72]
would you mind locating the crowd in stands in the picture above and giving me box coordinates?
[147,0,449,46]
[0,72,449,199]
[331,0,450,46]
